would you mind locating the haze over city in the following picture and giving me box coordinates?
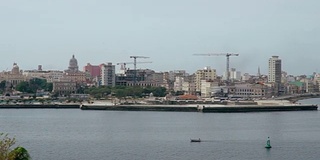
[1,0,319,75]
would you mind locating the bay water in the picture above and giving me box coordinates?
[1,98,320,160]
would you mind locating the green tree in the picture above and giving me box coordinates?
[152,87,167,97]
[16,82,31,93]
[0,81,6,94]
[9,147,31,160]
[0,133,31,160]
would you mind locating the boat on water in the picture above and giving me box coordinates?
[190,138,201,142]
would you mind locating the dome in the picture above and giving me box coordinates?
[67,55,79,73]
[13,62,19,68]
[12,63,20,74]
[69,55,78,65]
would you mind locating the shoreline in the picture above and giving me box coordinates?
[80,103,318,112]
[0,98,318,112]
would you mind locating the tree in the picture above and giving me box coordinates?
[0,133,31,160]
[9,147,31,160]
[16,82,31,93]
[0,81,6,94]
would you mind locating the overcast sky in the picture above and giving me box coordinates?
[1,0,319,75]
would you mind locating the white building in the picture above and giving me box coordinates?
[174,76,184,92]
[223,68,241,81]
[241,73,251,82]
[268,56,282,83]
[101,63,116,87]
[200,80,219,97]
[230,68,241,81]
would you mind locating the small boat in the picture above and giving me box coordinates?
[190,138,201,142]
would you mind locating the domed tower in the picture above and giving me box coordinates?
[11,63,20,75]
[68,55,79,73]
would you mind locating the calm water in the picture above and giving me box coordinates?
[1,99,320,160]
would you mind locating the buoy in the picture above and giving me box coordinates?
[265,137,272,148]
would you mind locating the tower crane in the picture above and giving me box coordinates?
[193,53,239,84]
[129,56,150,86]
[116,61,152,71]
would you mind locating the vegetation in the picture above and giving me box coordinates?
[0,133,31,160]
[16,78,53,94]
[0,81,6,94]
[84,86,167,99]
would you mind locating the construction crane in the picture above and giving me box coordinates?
[193,53,239,84]
[116,61,152,71]
[129,56,150,86]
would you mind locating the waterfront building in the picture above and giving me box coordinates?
[147,72,168,88]
[228,83,269,98]
[182,81,190,93]
[268,56,282,83]
[200,80,219,97]
[23,69,64,83]
[241,73,251,82]
[168,70,188,82]
[229,68,241,81]
[287,81,306,94]
[61,72,87,83]
[52,81,77,96]
[100,63,116,87]
[195,67,217,92]
[223,68,241,81]
[0,63,28,88]
[159,72,170,90]
[46,70,64,82]
[313,73,320,92]
[83,63,101,78]
[174,76,184,92]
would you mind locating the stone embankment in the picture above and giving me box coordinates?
[80,100,318,112]
[0,104,79,109]
[275,93,320,102]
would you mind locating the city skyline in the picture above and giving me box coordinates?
[1,0,319,75]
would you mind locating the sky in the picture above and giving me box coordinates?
[1,0,319,76]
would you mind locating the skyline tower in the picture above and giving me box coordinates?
[268,56,282,83]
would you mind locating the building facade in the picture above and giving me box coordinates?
[100,63,116,87]
[195,67,217,92]
[268,56,282,83]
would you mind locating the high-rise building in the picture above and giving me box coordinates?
[83,63,101,78]
[100,63,115,87]
[195,67,217,92]
[268,56,282,83]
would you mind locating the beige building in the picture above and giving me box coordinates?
[0,63,28,88]
[52,81,77,95]
[23,70,64,82]
[195,67,217,92]
[229,83,269,98]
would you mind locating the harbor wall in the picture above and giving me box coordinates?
[0,104,80,109]
[80,104,318,112]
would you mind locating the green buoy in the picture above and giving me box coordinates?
[265,137,272,149]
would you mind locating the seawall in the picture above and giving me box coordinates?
[0,104,80,109]
[80,104,318,112]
